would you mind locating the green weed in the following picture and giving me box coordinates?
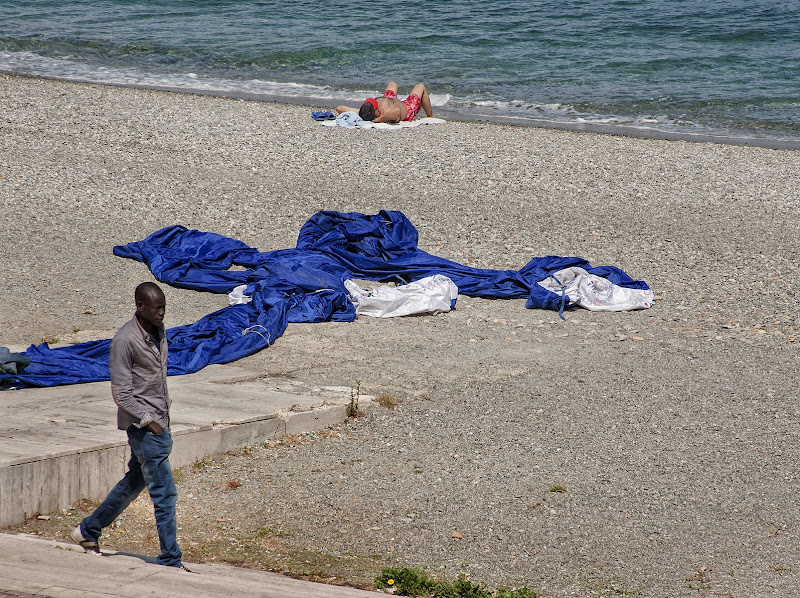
[348,380,365,418]
[375,567,536,597]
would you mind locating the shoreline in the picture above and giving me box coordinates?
[6,71,800,151]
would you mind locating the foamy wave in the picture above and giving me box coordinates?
[429,93,451,107]
[0,51,453,110]
[465,97,704,132]
[0,51,315,95]
[471,99,586,120]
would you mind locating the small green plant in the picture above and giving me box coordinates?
[254,527,292,538]
[376,567,436,596]
[348,380,365,418]
[191,457,211,473]
[375,567,536,597]
[548,485,567,493]
[496,589,537,598]
[685,567,712,591]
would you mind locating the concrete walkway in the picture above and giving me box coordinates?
[0,532,380,597]
[0,363,377,596]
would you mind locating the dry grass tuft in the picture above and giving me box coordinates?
[376,394,402,410]
[221,479,243,491]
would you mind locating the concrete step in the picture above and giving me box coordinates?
[0,365,370,527]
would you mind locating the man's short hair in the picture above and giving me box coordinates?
[135,281,164,304]
[359,101,377,121]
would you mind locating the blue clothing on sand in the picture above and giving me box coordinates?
[334,111,364,128]
[0,210,651,389]
[80,426,182,567]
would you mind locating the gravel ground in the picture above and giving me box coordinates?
[2,74,800,597]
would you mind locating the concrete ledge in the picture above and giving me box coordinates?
[0,365,371,527]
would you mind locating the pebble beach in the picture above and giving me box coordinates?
[2,74,800,597]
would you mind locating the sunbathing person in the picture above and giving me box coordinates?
[336,82,433,123]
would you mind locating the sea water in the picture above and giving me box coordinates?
[2,0,798,146]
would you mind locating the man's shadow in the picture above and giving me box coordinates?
[103,550,159,565]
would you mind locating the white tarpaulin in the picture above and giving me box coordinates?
[537,267,654,311]
[345,275,458,318]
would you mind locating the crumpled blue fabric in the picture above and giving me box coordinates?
[334,111,364,128]
[0,210,649,389]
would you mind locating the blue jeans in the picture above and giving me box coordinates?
[80,426,182,567]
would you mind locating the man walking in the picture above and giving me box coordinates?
[71,282,190,571]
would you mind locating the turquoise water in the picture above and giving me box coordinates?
[2,0,799,144]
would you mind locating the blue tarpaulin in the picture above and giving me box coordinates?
[1,210,650,389]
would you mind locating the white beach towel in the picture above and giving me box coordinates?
[322,112,446,130]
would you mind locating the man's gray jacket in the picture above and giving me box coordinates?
[109,315,170,431]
